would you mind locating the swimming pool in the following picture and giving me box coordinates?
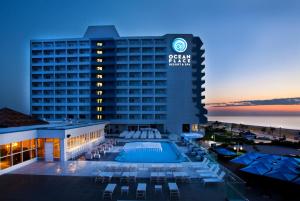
[115,141,186,163]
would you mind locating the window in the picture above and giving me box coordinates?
[96,74,102,79]
[97,99,103,103]
[96,58,103,62]
[96,42,103,46]
[96,91,103,95]
[96,82,103,87]
[0,139,37,170]
[96,66,103,71]
[97,107,102,112]
[97,50,103,54]
[97,115,102,120]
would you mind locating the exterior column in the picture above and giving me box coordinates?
[60,138,67,161]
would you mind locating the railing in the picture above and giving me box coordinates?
[188,140,249,201]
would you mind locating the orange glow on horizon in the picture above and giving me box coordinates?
[208,104,300,113]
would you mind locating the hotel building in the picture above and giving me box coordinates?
[30,26,206,134]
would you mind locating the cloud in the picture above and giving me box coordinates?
[208,97,300,107]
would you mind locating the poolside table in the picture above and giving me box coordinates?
[103,183,117,200]
[136,183,147,199]
[99,172,114,183]
[168,182,180,200]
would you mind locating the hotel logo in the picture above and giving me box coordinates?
[172,38,187,53]
[169,38,191,67]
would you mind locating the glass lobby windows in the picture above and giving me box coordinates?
[66,130,104,151]
[0,139,37,170]
[0,144,11,170]
[37,138,60,160]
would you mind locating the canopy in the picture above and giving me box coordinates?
[241,162,271,175]
[265,169,298,181]
[230,152,266,165]
[292,176,300,185]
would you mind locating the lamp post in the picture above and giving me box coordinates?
[233,143,243,155]
[211,134,215,141]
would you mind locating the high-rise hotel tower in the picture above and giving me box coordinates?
[30,26,206,134]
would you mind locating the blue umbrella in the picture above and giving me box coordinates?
[231,152,266,165]
[241,162,272,175]
[265,169,298,181]
[292,176,300,185]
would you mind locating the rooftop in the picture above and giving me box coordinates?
[0,119,108,134]
[0,107,48,128]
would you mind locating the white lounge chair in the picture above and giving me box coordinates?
[136,183,147,199]
[202,171,226,186]
[103,183,116,200]
[198,166,220,178]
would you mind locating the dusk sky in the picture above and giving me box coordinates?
[0,0,299,115]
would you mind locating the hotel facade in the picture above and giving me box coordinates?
[30,26,207,134]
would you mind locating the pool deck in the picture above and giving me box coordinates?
[9,160,202,178]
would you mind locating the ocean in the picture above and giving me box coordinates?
[208,116,300,130]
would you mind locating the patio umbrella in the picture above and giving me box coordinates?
[292,176,300,185]
[231,155,253,165]
[265,169,298,181]
[231,152,266,165]
[241,162,272,175]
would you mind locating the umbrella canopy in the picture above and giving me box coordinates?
[241,162,272,175]
[230,152,266,165]
[231,155,254,165]
[292,176,300,185]
[265,169,298,181]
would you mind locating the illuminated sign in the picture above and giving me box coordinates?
[172,38,187,53]
[169,38,191,67]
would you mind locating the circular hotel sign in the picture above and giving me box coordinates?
[172,38,187,53]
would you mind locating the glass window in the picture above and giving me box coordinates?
[0,156,12,170]
[31,139,36,149]
[0,144,11,157]
[31,150,37,158]
[53,138,60,159]
[12,142,22,153]
[37,139,45,158]
[23,151,31,162]
[22,140,31,151]
[12,153,22,165]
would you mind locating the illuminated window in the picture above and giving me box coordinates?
[97,58,103,62]
[97,99,103,103]
[97,50,103,54]
[96,66,103,71]
[96,74,103,79]
[96,82,103,87]
[96,91,103,95]
[96,42,103,46]
[97,115,102,120]
[97,107,102,112]
[191,124,199,132]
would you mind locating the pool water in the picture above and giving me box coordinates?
[115,141,186,163]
